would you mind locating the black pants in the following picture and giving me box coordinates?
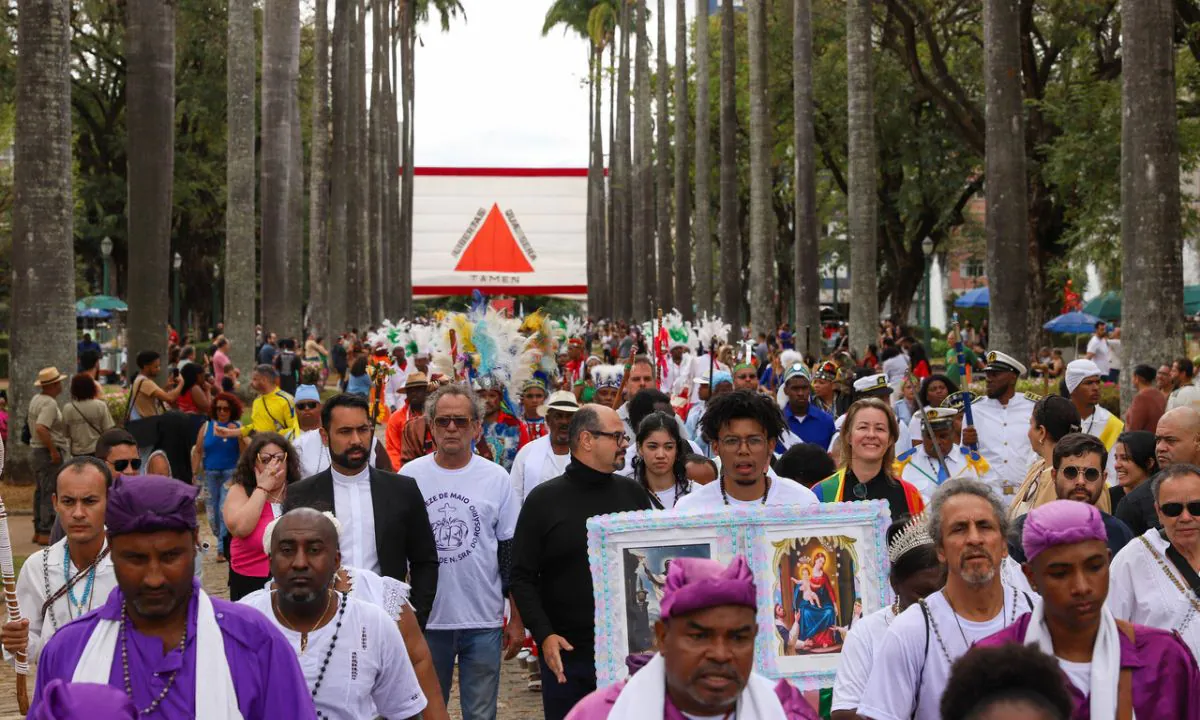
[228,566,269,601]
[539,651,596,720]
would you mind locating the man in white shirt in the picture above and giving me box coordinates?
[617,356,658,440]
[1,458,118,665]
[896,408,979,502]
[675,390,819,511]
[243,509,427,720]
[403,384,523,720]
[857,479,1035,720]
[1065,359,1122,486]
[509,391,579,501]
[1166,357,1200,412]
[967,351,1038,498]
[291,384,387,478]
[384,345,413,412]
[1085,321,1111,378]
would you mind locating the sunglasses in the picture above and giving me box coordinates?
[296,402,320,411]
[1160,500,1200,518]
[112,458,141,472]
[214,405,233,413]
[433,416,472,429]
[1060,466,1103,483]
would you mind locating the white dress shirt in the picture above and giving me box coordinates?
[332,465,380,573]
[970,392,1039,497]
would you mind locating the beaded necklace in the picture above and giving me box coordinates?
[926,584,1018,664]
[42,542,103,630]
[63,545,97,617]
[720,473,771,506]
[275,590,335,654]
[120,602,187,716]
[305,592,349,720]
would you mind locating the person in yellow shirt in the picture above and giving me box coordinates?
[215,364,299,441]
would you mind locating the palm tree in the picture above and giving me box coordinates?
[126,0,175,373]
[983,0,1029,359]
[846,0,876,356]
[1120,0,1183,399]
[329,0,351,331]
[693,0,712,315]
[368,0,386,324]
[718,0,739,334]
[309,0,331,339]
[11,0,75,464]
[614,0,633,319]
[747,0,772,336]
[262,0,300,339]
[226,0,257,372]
[355,0,370,327]
[632,0,652,319]
[654,0,673,312]
[673,0,693,319]
[793,0,819,356]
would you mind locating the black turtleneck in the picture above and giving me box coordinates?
[511,457,653,656]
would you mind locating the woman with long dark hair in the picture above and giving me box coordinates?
[222,432,302,600]
[631,412,692,509]
[1111,430,1158,513]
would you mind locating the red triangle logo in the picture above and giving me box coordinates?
[454,204,534,273]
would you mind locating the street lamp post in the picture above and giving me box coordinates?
[921,237,934,350]
[172,252,182,333]
[212,262,221,332]
[100,237,113,296]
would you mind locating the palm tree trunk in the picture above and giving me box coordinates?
[387,0,402,318]
[400,0,416,316]
[655,0,673,312]
[588,45,608,317]
[226,0,257,373]
[614,0,633,320]
[719,0,740,336]
[793,0,819,357]
[632,0,652,320]
[983,0,1029,359]
[356,0,370,328]
[286,0,304,340]
[329,0,351,332]
[368,0,384,324]
[747,0,772,337]
[674,0,693,319]
[308,0,331,339]
[693,0,712,316]
[607,38,618,319]
[1121,0,1183,403]
[126,0,174,377]
[586,45,598,314]
[345,0,363,329]
[11,0,75,469]
[262,0,295,338]
[846,0,876,356]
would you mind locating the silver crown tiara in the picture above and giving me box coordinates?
[888,512,934,564]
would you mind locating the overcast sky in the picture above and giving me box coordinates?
[413,0,681,168]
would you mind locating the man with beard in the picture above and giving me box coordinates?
[241,509,427,720]
[384,373,430,469]
[1117,406,1200,535]
[285,393,439,628]
[968,351,1039,498]
[294,384,391,477]
[28,474,314,718]
[775,363,835,455]
[675,391,819,511]
[977,500,1200,719]
[1005,433,1133,564]
[1167,356,1200,411]
[858,479,1036,720]
[569,557,818,720]
[509,391,580,501]
[1109,463,1200,661]
[1064,358,1122,486]
[511,405,654,720]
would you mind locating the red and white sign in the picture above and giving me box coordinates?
[410,167,589,297]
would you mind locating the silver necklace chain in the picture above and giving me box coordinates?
[928,584,1017,664]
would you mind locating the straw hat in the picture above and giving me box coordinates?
[399,372,429,392]
[33,367,67,387]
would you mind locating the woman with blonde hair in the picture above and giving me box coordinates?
[813,398,925,518]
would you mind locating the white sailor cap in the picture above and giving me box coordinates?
[913,406,959,428]
[983,350,1027,377]
[853,373,890,396]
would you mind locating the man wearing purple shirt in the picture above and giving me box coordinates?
[29,474,315,719]
[977,500,1200,719]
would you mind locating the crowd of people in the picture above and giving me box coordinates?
[6,307,1200,719]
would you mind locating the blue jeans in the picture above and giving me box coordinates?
[425,627,502,720]
[539,651,596,720]
[204,468,234,549]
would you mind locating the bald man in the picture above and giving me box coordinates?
[1117,407,1200,535]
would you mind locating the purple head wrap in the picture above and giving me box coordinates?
[659,556,756,620]
[1022,499,1107,562]
[35,680,136,720]
[105,474,199,535]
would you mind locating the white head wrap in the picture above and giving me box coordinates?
[1065,359,1102,395]
[262,510,343,556]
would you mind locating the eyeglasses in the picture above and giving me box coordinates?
[590,430,629,446]
[718,435,768,451]
[112,458,141,472]
[1060,466,1102,483]
[433,416,472,429]
[296,402,320,411]
[257,452,287,465]
[1160,500,1200,518]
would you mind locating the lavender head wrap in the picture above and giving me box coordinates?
[659,556,757,620]
[106,474,199,535]
[35,680,136,720]
[1022,499,1107,562]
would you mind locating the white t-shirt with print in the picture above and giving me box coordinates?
[673,472,818,512]
[403,453,520,630]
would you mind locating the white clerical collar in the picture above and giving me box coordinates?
[332,464,370,486]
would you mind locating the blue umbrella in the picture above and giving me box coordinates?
[1043,310,1103,335]
[954,286,990,308]
[76,307,112,320]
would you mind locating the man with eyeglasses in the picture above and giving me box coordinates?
[511,404,654,720]
[94,428,142,478]
[1110,462,1200,660]
[1005,433,1132,565]
[1064,358,1122,487]
[775,363,835,456]
[675,391,818,511]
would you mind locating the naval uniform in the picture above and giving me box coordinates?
[970,392,1039,498]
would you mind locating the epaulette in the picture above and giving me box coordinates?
[895,447,917,472]
[897,446,918,462]
[1023,392,1042,402]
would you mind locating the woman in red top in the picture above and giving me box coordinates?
[862,344,879,370]
[908,342,931,379]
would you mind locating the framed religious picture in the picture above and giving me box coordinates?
[586,510,742,686]
[749,501,893,690]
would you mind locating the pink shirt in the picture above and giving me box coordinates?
[214,349,231,388]
[230,500,277,577]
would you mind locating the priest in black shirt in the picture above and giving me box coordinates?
[510,404,654,720]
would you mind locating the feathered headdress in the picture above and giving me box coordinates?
[694,313,732,352]
[514,310,561,394]
[468,305,527,417]
[591,364,625,390]
[662,310,694,350]
[406,322,439,359]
